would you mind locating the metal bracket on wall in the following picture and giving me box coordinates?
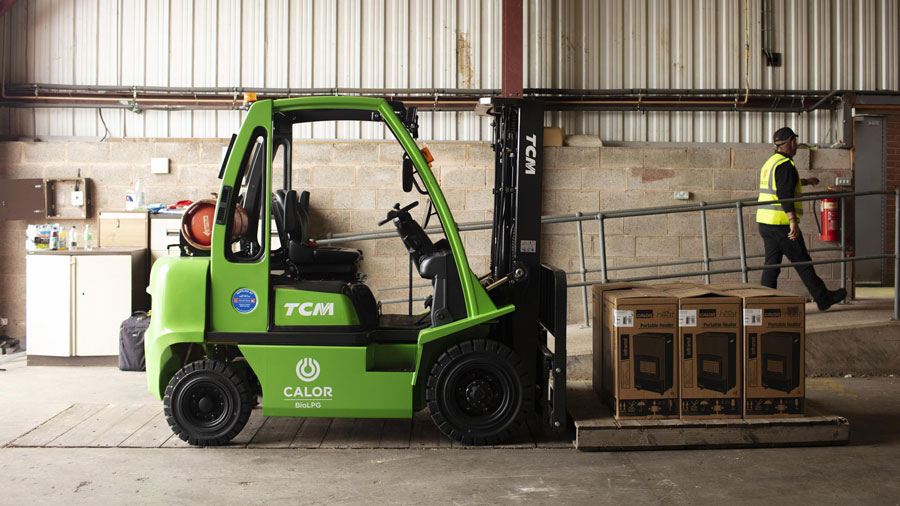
[761,0,782,67]
[45,178,92,219]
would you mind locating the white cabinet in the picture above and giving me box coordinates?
[150,214,281,266]
[25,255,73,356]
[150,215,183,265]
[26,249,148,357]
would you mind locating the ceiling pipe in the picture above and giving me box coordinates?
[0,87,866,113]
[9,82,853,98]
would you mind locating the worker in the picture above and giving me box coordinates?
[756,127,847,311]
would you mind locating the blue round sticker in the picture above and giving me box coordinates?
[232,288,258,314]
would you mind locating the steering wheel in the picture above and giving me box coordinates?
[379,201,436,266]
[378,201,419,226]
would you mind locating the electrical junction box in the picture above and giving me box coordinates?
[151,157,170,174]
[71,191,85,207]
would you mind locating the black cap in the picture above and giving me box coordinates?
[773,127,798,145]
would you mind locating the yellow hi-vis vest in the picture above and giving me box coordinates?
[756,153,803,225]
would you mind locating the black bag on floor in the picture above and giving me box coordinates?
[119,311,150,371]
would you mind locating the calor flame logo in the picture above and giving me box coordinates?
[296,358,321,382]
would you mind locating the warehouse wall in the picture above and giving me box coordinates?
[0,139,851,348]
[1,0,898,143]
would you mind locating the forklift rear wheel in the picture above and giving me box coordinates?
[426,339,530,446]
[163,359,253,446]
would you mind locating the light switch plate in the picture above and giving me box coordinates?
[151,157,170,174]
[674,191,691,200]
[71,190,85,206]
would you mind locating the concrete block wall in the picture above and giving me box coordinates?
[539,144,852,322]
[0,140,852,347]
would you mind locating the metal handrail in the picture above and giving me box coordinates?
[317,189,899,323]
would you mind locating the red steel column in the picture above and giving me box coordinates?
[0,0,20,17]
[501,0,523,98]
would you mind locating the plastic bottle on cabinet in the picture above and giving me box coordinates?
[49,225,59,250]
[59,226,68,250]
[39,225,50,249]
[25,225,36,251]
[84,224,94,250]
[135,179,145,209]
[69,226,78,250]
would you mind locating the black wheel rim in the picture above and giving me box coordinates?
[177,377,234,433]
[439,357,520,433]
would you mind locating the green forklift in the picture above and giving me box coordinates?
[145,95,567,446]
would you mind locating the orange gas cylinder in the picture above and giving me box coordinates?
[181,199,248,250]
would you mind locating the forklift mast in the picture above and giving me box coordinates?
[479,97,567,430]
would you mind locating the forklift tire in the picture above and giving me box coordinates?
[163,359,253,446]
[426,339,530,446]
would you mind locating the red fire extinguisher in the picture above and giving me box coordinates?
[818,197,839,242]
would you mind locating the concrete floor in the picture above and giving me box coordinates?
[1,357,899,505]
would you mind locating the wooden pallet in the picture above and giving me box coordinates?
[568,382,850,451]
[6,403,572,450]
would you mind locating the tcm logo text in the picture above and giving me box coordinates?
[525,134,538,175]
[284,302,334,317]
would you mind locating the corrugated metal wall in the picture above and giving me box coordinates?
[1,0,898,143]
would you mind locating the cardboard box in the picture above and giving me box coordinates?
[600,288,679,419]
[592,282,646,396]
[99,210,149,248]
[713,284,805,418]
[663,285,743,419]
[708,282,771,291]
[543,127,565,147]
[651,281,702,291]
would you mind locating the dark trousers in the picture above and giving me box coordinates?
[758,223,828,302]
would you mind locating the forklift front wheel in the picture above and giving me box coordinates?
[426,339,530,446]
[163,359,253,446]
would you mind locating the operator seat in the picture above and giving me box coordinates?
[274,189,362,278]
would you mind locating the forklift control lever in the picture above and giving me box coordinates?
[484,267,526,291]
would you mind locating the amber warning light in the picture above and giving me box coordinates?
[420,146,435,167]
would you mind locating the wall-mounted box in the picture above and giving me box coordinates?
[151,157,170,174]
[45,178,92,219]
[0,178,45,220]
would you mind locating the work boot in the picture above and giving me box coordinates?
[816,288,847,311]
